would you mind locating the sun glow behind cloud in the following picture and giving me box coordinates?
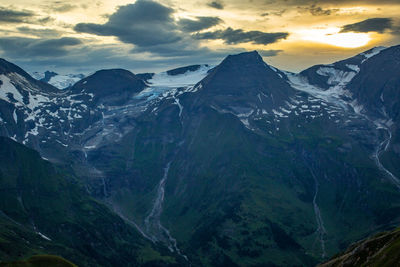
[300,27,371,48]
[0,0,399,73]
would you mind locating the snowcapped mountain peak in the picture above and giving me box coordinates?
[31,70,85,89]
[294,47,390,93]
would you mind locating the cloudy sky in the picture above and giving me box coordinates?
[0,0,399,74]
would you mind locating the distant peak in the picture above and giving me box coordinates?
[92,68,136,76]
[218,50,266,69]
[44,70,58,75]
[226,50,262,60]
[235,50,259,56]
[41,71,58,83]
[199,49,294,101]
[71,67,146,101]
[80,68,141,83]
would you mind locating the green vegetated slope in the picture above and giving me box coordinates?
[0,137,178,266]
[319,227,400,267]
[153,105,400,266]
[93,97,400,266]
[1,255,77,267]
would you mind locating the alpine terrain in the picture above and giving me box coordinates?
[30,71,85,89]
[1,45,400,266]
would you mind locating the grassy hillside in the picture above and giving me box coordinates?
[0,137,178,266]
[1,255,77,267]
[319,227,400,267]
[93,101,400,266]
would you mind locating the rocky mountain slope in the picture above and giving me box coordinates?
[1,46,400,266]
[319,227,400,267]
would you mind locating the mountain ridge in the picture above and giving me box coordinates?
[1,45,400,266]
[0,58,59,94]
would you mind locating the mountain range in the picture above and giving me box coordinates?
[1,45,400,266]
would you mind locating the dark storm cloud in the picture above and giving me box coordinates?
[288,0,400,5]
[36,16,55,25]
[74,0,209,58]
[0,37,82,57]
[0,6,34,23]
[340,18,393,33]
[2,43,251,75]
[259,10,286,17]
[0,5,56,25]
[207,1,224,10]
[193,27,289,45]
[300,4,339,16]
[74,0,181,47]
[178,16,222,32]
[132,42,211,57]
[0,0,285,73]
[232,0,400,10]
[74,0,268,57]
[17,26,61,38]
[49,3,77,13]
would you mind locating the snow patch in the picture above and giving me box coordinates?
[147,65,212,88]
[48,74,84,89]
[13,109,18,124]
[346,64,360,72]
[37,232,51,241]
[27,93,50,110]
[272,109,285,117]
[173,97,183,118]
[316,67,356,86]
[285,71,352,107]
[361,46,386,62]
[0,75,24,105]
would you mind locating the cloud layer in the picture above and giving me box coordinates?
[74,0,287,56]
[178,16,222,32]
[0,7,34,23]
[207,1,224,10]
[341,18,394,33]
[193,27,289,45]
[0,0,399,74]
[75,1,180,47]
[0,37,82,57]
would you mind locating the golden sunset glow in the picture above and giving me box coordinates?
[0,0,399,73]
[301,28,371,48]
